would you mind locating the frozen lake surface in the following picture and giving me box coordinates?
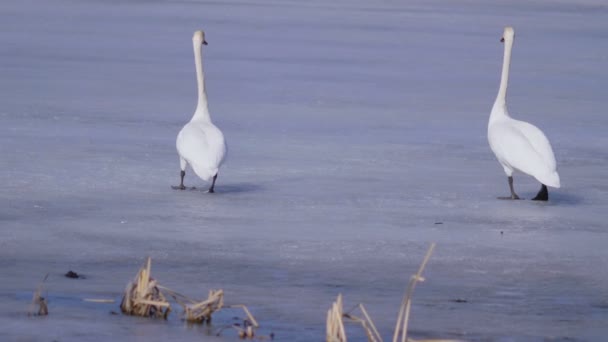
[1,0,607,341]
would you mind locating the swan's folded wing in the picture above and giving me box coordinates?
[202,125,227,169]
[511,119,557,171]
[491,123,553,179]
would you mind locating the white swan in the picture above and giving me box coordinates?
[173,30,226,193]
[488,26,560,201]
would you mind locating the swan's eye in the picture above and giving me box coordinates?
[500,37,505,43]
[203,40,208,46]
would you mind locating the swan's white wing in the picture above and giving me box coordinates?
[176,122,226,181]
[511,119,557,171]
[489,121,560,187]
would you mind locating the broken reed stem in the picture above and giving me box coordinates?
[83,298,115,303]
[120,257,171,319]
[29,274,49,316]
[236,324,256,339]
[342,314,376,342]
[330,299,382,342]
[326,294,346,342]
[358,304,382,342]
[227,304,259,328]
[326,244,438,342]
[160,284,260,339]
[339,302,382,342]
[118,257,261,338]
[392,243,436,342]
[186,289,224,323]
[156,285,195,306]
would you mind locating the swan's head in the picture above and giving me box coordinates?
[193,30,208,46]
[500,26,514,43]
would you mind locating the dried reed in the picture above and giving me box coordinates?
[326,243,462,342]
[29,274,49,316]
[120,257,171,318]
[392,243,435,342]
[161,285,260,338]
[160,287,224,323]
[327,296,383,342]
[117,257,262,338]
[326,294,346,342]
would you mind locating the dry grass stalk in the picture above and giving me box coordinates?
[327,297,382,342]
[326,244,461,342]
[29,274,49,316]
[160,287,224,323]
[341,303,382,342]
[220,304,260,339]
[227,304,260,328]
[216,322,257,339]
[392,243,436,342]
[326,294,347,342]
[120,257,171,318]
[236,323,255,339]
[215,321,259,340]
[83,298,115,303]
[161,286,261,339]
[183,289,224,323]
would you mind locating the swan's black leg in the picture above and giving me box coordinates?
[208,174,218,193]
[532,184,548,201]
[498,176,521,200]
[172,170,187,190]
[180,170,186,189]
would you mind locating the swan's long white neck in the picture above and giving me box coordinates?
[191,41,211,122]
[490,37,513,123]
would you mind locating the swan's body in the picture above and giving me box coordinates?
[174,30,226,193]
[488,116,559,187]
[488,27,560,200]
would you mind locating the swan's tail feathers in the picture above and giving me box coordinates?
[191,164,218,182]
[537,171,560,188]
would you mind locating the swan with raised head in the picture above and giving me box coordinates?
[488,26,560,201]
[173,30,226,193]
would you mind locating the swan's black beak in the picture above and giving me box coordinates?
[500,37,505,43]
[203,40,208,45]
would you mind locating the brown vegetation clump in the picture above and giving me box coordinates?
[162,286,260,339]
[118,257,263,339]
[120,257,171,318]
[160,287,225,323]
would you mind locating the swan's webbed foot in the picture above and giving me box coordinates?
[531,184,549,201]
[497,194,521,200]
[172,185,198,190]
[172,170,187,190]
